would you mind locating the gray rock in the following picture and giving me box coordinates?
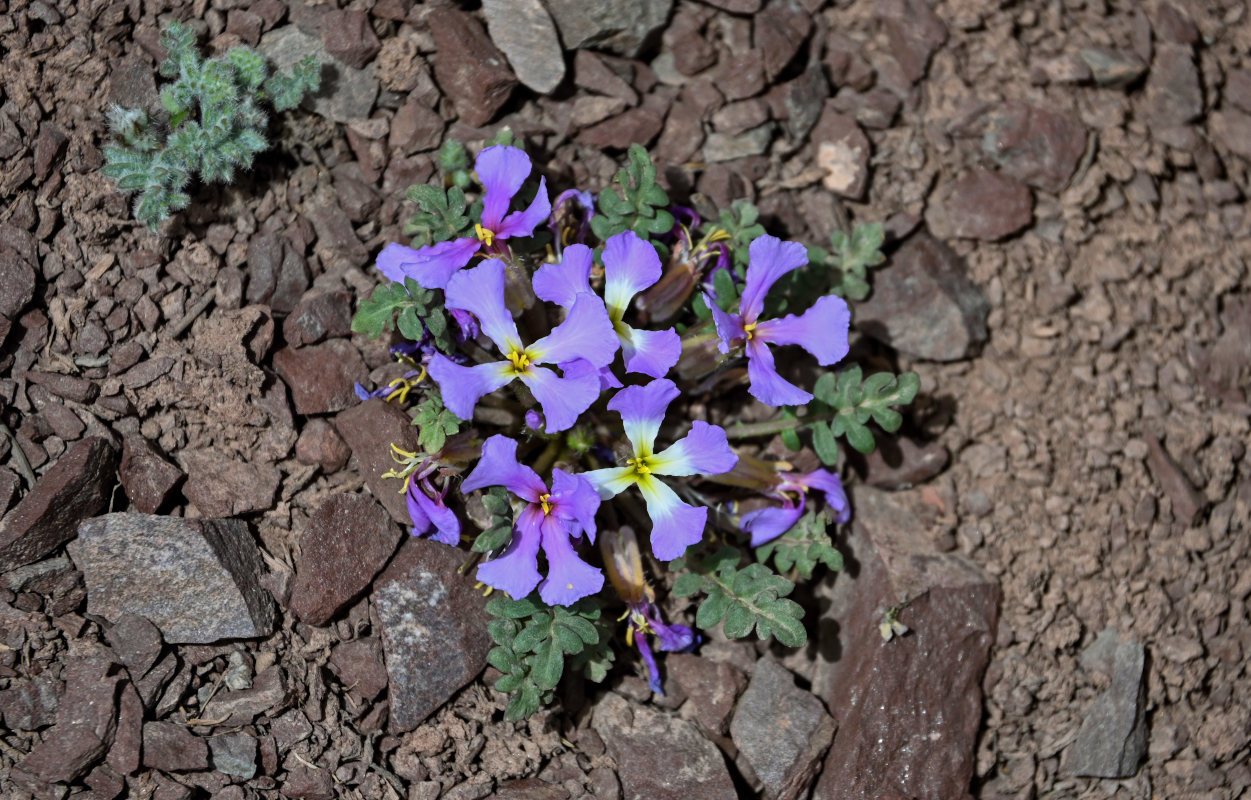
[483,0,566,94]
[1079,628,1122,676]
[731,658,835,800]
[258,26,379,123]
[591,693,736,800]
[76,513,275,644]
[1064,641,1147,778]
[1078,47,1147,87]
[813,106,871,200]
[543,0,673,58]
[373,537,493,730]
[703,122,774,163]
[812,487,999,800]
[209,733,257,779]
[854,231,990,361]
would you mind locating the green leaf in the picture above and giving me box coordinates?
[755,508,844,580]
[811,421,839,466]
[675,548,808,647]
[531,640,565,690]
[473,523,511,554]
[590,144,672,239]
[844,421,875,454]
[404,183,472,247]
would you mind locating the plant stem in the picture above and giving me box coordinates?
[724,410,836,440]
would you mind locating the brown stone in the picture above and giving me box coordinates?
[373,537,493,730]
[201,666,290,726]
[295,418,352,472]
[812,487,999,800]
[428,8,517,127]
[23,371,98,404]
[714,49,766,101]
[143,721,209,772]
[928,169,1033,241]
[282,290,353,348]
[592,692,736,800]
[335,399,423,525]
[1210,108,1251,160]
[1145,44,1204,127]
[573,49,638,105]
[577,108,665,150]
[0,436,116,572]
[282,766,335,799]
[77,513,276,644]
[106,681,143,776]
[667,653,747,735]
[754,0,811,80]
[389,98,445,154]
[118,436,184,514]
[731,658,835,800]
[1145,435,1207,526]
[322,9,380,70]
[106,613,164,679]
[328,637,389,701]
[663,6,717,77]
[983,101,1087,194]
[180,449,281,517]
[288,494,402,626]
[857,436,950,489]
[877,0,948,84]
[274,339,368,416]
[813,105,871,199]
[855,230,989,361]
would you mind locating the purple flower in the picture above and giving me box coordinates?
[406,476,461,546]
[533,231,681,379]
[462,435,603,606]
[427,259,618,433]
[629,600,698,694]
[710,235,852,406]
[375,145,551,290]
[584,379,738,561]
[739,467,850,547]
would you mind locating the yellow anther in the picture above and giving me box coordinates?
[385,378,413,404]
[705,228,733,244]
[475,223,495,247]
[389,442,418,460]
[627,456,652,475]
[506,349,532,374]
[539,493,553,515]
[743,322,757,341]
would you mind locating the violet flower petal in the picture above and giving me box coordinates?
[739,235,809,323]
[518,365,600,433]
[532,243,594,308]
[603,230,662,317]
[549,468,601,542]
[606,378,681,456]
[528,293,618,369]
[476,504,544,599]
[637,476,707,561]
[537,514,604,606]
[740,503,804,547]
[797,468,850,524]
[619,325,682,379]
[745,338,813,407]
[476,145,531,231]
[583,466,635,500]
[708,298,746,355]
[376,239,481,290]
[409,484,461,546]
[444,259,523,353]
[460,434,546,502]
[497,176,551,240]
[650,420,737,477]
[427,355,513,421]
[754,294,852,366]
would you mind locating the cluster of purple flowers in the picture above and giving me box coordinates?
[364,143,855,688]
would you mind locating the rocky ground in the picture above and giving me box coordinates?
[1,0,1249,799]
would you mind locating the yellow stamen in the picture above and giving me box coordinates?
[389,442,418,461]
[705,227,733,244]
[506,349,532,374]
[627,456,652,475]
[475,223,495,247]
[539,493,553,515]
[743,322,758,341]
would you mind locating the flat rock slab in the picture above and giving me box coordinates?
[0,436,116,572]
[427,8,517,128]
[180,450,281,518]
[812,487,999,800]
[288,493,401,626]
[482,0,565,94]
[76,513,275,644]
[372,537,492,730]
[1064,637,1147,777]
[731,658,835,800]
[591,692,736,800]
[544,0,672,57]
[273,339,368,415]
[335,399,422,526]
[855,231,989,361]
[258,25,378,123]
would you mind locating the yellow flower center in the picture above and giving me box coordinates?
[627,456,653,476]
[506,348,532,375]
[539,493,553,515]
[743,322,757,341]
[475,223,495,247]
